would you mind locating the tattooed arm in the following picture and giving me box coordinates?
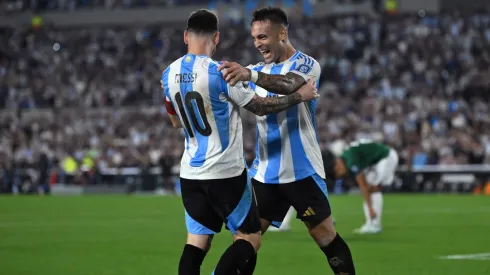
[242,79,318,116]
[218,58,321,95]
[253,72,306,95]
[243,93,303,116]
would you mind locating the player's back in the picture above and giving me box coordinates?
[162,54,246,180]
[342,140,390,171]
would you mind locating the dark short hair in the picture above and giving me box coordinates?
[251,6,289,27]
[187,9,219,34]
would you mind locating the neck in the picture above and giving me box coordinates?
[187,39,214,57]
[278,42,297,63]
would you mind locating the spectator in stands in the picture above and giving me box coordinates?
[0,6,489,188]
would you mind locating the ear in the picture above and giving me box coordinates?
[214,31,220,46]
[280,28,287,42]
[184,30,189,45]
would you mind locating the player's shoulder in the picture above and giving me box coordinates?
[248,62,266,70]
[289,51,320,75]
[194,56,224,77]
[292,51,319,66]
[162,56,184,78]
[167,56,186,69]
[161,58,183,88]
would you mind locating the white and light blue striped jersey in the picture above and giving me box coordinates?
[248,51,325,184]
[162,54,255,180]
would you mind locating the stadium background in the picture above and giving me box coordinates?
[1,0,490,195]
[0,1,490,275]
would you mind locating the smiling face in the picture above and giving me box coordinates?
[250,20,287,64]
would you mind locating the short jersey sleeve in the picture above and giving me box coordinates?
[161,68,171,100]
[289,55,321,82]
[161,68,176,115]
[224,80,255,107]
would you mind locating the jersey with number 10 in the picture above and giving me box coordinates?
[162,54,255,180]
[248,51,325,184]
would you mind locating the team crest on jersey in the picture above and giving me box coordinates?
[185,56,191,63]
[296,64,312,74]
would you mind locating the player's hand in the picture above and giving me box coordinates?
[296,79,319,102]
[218,61,251,86]
[369,207,377,219]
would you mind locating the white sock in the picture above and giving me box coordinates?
[363,201,371,226]
[371,192,383,228]
[281,207,295,228]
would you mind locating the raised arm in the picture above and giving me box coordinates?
[218,57,320,95]
[225,79,318,117]
[252,72,305,95]
[243,93,303,116]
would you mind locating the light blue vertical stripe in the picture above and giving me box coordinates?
[249,64,264,178]
[286,104,315,180]
[161,68,170,99]
[263,64,284,183]
[312,173,329,199]
[180,55,208,167]
[287,54,316,180]
[209,63,230,152]
[191,100,206,129]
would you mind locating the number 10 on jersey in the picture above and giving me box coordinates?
[175,91,212,137]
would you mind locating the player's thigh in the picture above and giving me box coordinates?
[252,179,290,229]
[383,149,400,185]
[365,166,380,186]
[207,170,261,236]
[180,178,223,236]
[376,153,398,186]
[281,174,332,229]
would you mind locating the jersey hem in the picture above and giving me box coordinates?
[251,171,322,184]
[180,167,245,180]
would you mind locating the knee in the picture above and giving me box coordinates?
[235,232,261,252]
[307,217,337,247]
[248,235,261,252]
[187,233,213,251]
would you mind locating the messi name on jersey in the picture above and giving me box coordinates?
[175,73,197,84]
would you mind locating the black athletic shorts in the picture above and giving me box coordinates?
[252,173,332,228]
[180,169,261,235]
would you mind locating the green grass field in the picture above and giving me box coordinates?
[0,194,489,275]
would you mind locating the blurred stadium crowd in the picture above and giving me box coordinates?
[1,1,490,191]
[0,0,366,13]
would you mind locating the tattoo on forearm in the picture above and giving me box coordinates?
[244,93,302,116]
[255,72,304,95]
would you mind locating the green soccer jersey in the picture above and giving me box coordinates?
[340,140,390,175]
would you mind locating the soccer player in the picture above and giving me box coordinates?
[162,9,319,275]
[325,139,399,234]
[218,7,356,275]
